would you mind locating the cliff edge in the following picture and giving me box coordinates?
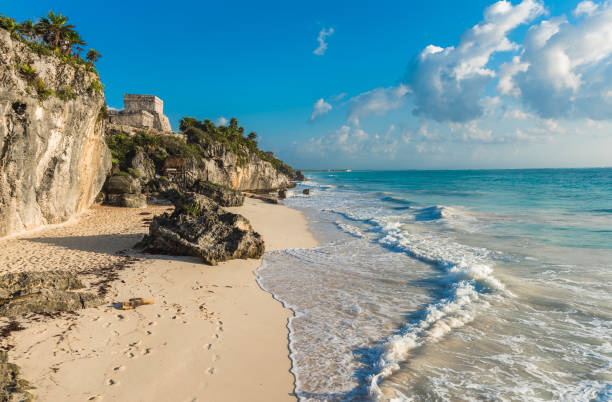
[0,29,111,237]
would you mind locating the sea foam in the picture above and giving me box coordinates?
[366,218,508,399]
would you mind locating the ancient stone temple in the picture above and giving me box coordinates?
[108,94,172,132]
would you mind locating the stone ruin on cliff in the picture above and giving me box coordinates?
[108,94,172,132]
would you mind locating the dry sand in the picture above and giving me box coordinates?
[0,197,317,401]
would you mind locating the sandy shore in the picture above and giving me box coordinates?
[0,197,317,401]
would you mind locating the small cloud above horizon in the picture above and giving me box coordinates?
[310,98,332,121]
[215,117,228,126]
[313,27,334,56]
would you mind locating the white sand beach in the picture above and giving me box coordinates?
[0,198,317,401]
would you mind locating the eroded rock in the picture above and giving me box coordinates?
[0,271,104,317]
[0,30,111,237]
[0,351,33,402]
[189,180,244,207]
[102,175,147,208]
[128,149,155,184]
[136,193,264,265]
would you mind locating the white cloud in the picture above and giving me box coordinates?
[310,98,332,121]
[574,1,599,16]
[215,117,228,126]
[504,108,534,119]
[347,85,409,126]
[331,92,347,102]
[506,2,612,119]
[313,27,334,56]
[407,0,544,122]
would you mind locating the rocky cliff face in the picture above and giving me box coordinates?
[195,141,292,191]
[106,125,295,192]
[0,30,111,237]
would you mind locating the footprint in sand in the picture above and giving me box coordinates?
[107,378,118,386]
[113,365,126,372]
[207,368,215,375]
[212,354,220,362]
[205,344,212,350]
[143,348,152,355]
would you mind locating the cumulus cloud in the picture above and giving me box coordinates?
[313,27,334,56]
[304,123,406,158]
[574,0,599,16]
[407,0,544,122]
[347,85,409,126]
[501,2,612,119]
[215,117,228,126]
[310,98,332,121]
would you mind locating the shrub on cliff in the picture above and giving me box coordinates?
[178,116,301,177]
[0,11,100,72]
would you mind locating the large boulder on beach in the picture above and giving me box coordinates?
[190,179,244,207]
[105,193,147,208]
[136,193,264,265]
[103,175,147,208]
[0,271,104,316]
[104,175,141,194]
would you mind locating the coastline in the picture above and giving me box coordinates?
[0,197,317,401]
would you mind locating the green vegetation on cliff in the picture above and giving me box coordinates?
[106,131,205,173]
[106,118,302,182]
[0,11,101,72]
[179,116,300,177]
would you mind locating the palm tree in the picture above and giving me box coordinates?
[64,30,85,55]
[36,11,77,50]
[86,49,101,65]
[247,132,257,141]
[16,19,36,40]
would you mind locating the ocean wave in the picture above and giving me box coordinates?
[413,205,471,222]
[302,180,335,189]
[367,219,507,399]
[336,223,365,238]
[380,195,414,206]
[558,380,612,402]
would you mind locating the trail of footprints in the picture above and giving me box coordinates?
[206,319,224,376]
[102,281,225,392]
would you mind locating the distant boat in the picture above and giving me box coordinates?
[345,169,352,172]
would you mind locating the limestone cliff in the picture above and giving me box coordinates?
[0,30,111,237]
[196,141,293,191]
[106,126,298,192]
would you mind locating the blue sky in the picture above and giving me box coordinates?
[4,0,612,169]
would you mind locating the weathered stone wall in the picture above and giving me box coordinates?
[113,94,171,132]
[124,94,163,115]
[108,109,154,129]
[0,30,111,237]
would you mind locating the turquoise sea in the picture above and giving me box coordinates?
[257,169,612,401]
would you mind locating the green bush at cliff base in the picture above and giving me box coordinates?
[105,131,208,173]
